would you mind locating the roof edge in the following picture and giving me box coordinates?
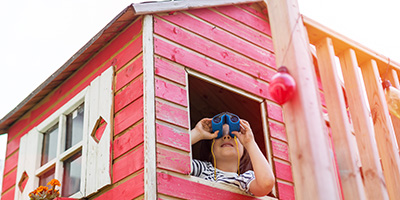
[132,0,262,15]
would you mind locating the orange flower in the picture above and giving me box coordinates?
[36,186,49,193]
[47,179,61,187]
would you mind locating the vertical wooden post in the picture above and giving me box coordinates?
[264,0,341,199]
[315,37,367,200]
[143,15,157,199]
[360,59,400,200]
[387,69,400,146]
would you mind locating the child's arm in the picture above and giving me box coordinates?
[233,120,275,196]
[191,118,218,145]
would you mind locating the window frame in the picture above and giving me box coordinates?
[35,88,89,198]
[186,69,277,198]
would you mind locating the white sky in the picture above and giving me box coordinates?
[1,0,400,182]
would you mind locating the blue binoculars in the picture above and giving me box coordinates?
[212,112,240,139]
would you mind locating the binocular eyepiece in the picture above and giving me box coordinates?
[211,112,240,139]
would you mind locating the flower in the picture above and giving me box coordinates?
[29,179,61,200]
[47,179,61,187]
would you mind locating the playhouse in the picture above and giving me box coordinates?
[1,0,400,199]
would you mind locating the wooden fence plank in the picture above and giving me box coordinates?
[387,69,400,147]
[265,0,341,198]
[316,38,371,200]
[338,49,391,200]
[360,58,400,200]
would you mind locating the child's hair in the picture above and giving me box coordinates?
[196,139,253,174]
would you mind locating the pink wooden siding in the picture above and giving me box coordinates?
[154,4,294,199]
[0,17,144,199]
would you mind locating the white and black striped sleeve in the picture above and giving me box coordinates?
[191,159,208,177]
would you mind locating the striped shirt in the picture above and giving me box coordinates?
[191,159,255,195]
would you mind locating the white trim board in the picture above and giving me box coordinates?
[132,0,263,15]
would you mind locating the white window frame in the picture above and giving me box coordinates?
[35,88,89,198]
[15,67,113,200]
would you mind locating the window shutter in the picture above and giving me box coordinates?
[85,67,114,195]
[14,128,42,200]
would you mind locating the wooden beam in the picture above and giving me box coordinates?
[132,0,262,15]
[264,0,341,199]
[360,59,400,200]
[315,37,367,200]
[143,15,157,199]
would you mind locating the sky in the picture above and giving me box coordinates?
[1,0,400,185]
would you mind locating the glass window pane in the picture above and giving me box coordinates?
[65,104,84,150]
[41,124,59,165]
[62,151,82,197]
[39,167,55,187]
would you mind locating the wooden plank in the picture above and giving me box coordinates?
[154,17,275,81]
[2,169,16,192]
[188,8,273,51]
[214,5,271,35]
[274,161,293,182]
[268,121,286,142]
[156,123,190,152]
[96,172,144,200]
[238,4,268,20]
[132,0,263,15]
[155,78,188,107]
[114,123,144,158]
[142,14,157,200]
[277,182,294,200]
[271,140,289,161]
[115,56,143,91]
[114,76,144,112]
[113,145,144,183]
[1,188,15,200]
[159,11,274,63]
[265,0,341,198]
[266,103,283,122]
[316,38,369,200]
[387,69,400,147]
[114,96,144,135]
[155,101,189,129]
[157,172,257,200]
[360,58,400,200]
[155,57,186,86]
[114,33,143,71]
[3,152,18,175]
[154,38,270,99]
[156,148,190,175]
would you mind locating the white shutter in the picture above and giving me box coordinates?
[14,128,42,200]
[85,67,113,195]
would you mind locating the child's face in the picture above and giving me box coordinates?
[213,124,244,161]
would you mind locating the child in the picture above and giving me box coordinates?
[191,117,275,196]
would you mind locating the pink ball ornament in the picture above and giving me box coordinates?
[269,66,296,105]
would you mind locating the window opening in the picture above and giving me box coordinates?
[39,167,55,187]
[189,75,267,167]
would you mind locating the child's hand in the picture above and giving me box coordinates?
[232,120,255,148]
[191,118,218,144]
